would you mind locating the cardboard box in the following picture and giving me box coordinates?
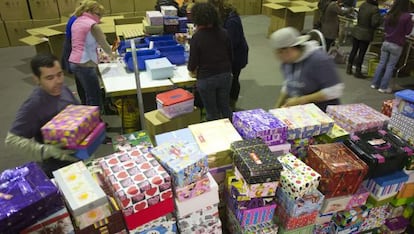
[134,0,156,12]
[110,0,134,13]
[145,108,201,143]
[4,20,33,46]
[397,182,414,199]
[28,0,60,19]
[0,20,10,47]
[244,0,262,15]
[19,35,51,54]
[56,0,78,17]
[0,0,31,20]
[32,18,61,28]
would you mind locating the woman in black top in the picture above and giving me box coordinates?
[188,2,233,121]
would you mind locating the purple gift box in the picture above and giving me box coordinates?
[232,109,288,146]
[0,162,64,233]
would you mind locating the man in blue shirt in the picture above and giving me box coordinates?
[5,54,79,177]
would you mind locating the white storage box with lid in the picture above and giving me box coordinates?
[145,57,175,80]
[156,88,194,118]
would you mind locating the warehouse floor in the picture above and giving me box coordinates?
[0,14,413,172]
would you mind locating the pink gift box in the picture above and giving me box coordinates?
[41,105,100,147]
[346,184,370,209]
[275,203,318,230]
[175,173,211,202]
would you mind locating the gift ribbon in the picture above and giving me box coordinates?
[0,166,33,197]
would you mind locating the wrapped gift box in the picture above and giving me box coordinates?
[160,5,177,16]
[228,186,277,227]
[74,201,112,229]
[393,89,414,118]
[41,105,100,147]
[320,195,352,215]
[269,142,291,154]
[0,162,64,233]
[67,122,106,160]
[145,57,175,80]
[278,224,314,234]
[112,130,153,152]
[365,171,408,199]
[275,187,324,217]
[275,203,318,230]
[175,172,219,218]
[234,167,279,198]
[269,106,321,140]
[150,140,209,187]
[301,103,335,134]
[227,206,279,234]
[155,128,196,146]
[381,216,409,234]
[326,103,389,134]
[20,207,74,234]
[146,11,164,26]
[129,214,177,234]
[53,161,108,217]
[226,171,251,202]
[367,193,396,207]
[388,112,414,145]
[232,108,288,146]
[346,184,370,209]
[396,182,414,199]
[287,137,314,160]
[388,204,405,219]
[359,204,390,231]
[382,99,394,117]
[175,173,211,201]
[316,213,334,225]
[330,221,360,234]
[156,88,194,119]
[189,119,242,168]
[278,153,321,199]
[99,146,174,230]
[177,204,222,234]
[305,143,368,198]
[232,138,283,184]
[333,204,373,228]
[314,124,350,144]
[314,222,331,234]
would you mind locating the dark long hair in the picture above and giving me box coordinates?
[191,2,220,27]
[386,0,409,26]
[208,0,237,22]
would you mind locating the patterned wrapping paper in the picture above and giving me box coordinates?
[278,224,315,234]
[226,171,251,201]
[332,204,372,228]
[330,221,361,234]
[278,153,321,200]
[53,161,108,217]
[20,207,74,234]
[112,131,154,152]
[359,204,391,231]
[150,140,209,187]
[0,162,64,233]
[313,222,331,234]
[232,109,288,146]
[365,171,408,199]
[326,103,389,134]
[275,202,318,230]
[175,172,219,218]
[316,213,334,225]
[320,195,352,215]
[269,107,321,140]
[396,182,414,199]
[232,139,283,184]
[269,142,291,154]
[227,186,277,227]
[305,143,368,198]
[227,207,279,234]
[41,105,100,147]
[367,193,396,207]
[129,214,177,234]
[346,184,370,209]
[276,187,324,217]
[388,204,405,219]
[382,99,394,117]
[99,146,174,229]
[314,124,350,144]
[382,216,409,233]
[301,104,335,134]
[388,112,414,145]
[234,167,279,198]
[189,119,242,168]
[177,204,222,234]
[288,137,314,160]
[393,89,414,118]
[175,173,211,201]
[74,202,112,229]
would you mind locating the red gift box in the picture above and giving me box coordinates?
[305,143,368,198]
[275,202,318,230]
[381,99,394,117]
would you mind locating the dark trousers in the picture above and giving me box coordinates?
[230,68,241,101]
[39,158,75,178]
[69,64,101,108]
[348,37,370,70]
[325,38,335,52]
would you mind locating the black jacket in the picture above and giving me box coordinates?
[352,1,382,41]
[223,11,249,70]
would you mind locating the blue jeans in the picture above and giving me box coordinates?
[197,72,233,121]
[69,63,101,107]
[371,41,403,89]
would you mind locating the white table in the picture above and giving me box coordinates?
[98,61,196,97]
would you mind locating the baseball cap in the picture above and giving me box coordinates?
[269,27,310,49]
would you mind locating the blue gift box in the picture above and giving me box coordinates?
[276,187,324,217]
[155,128,196,146]
[0,162,64,233]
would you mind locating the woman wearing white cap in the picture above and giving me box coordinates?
[271,27,344,111]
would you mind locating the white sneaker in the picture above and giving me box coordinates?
[370,85,376,89]
[378,88,392,94]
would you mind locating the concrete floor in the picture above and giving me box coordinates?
[1,15,413,172]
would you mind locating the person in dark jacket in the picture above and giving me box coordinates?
[187,2,233,121]
[210,0,249,110]
[371,0,413,93]
[347,0,382,78]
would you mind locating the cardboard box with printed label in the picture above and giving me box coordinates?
[0,0,31,20]
[28,0,60,19]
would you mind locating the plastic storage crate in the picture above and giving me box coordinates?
[124,49,161,71]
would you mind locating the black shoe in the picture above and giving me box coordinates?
[354,72,366,79]
[346,66,353,75]
[103,136,113,145]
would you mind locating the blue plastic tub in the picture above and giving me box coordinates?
[118,38,148,54]
[124,49,161,71]
[158,45,186,65]
[152,40,178,48]
[144,35,174,44]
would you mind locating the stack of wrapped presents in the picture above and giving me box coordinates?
[4,89,414,233]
